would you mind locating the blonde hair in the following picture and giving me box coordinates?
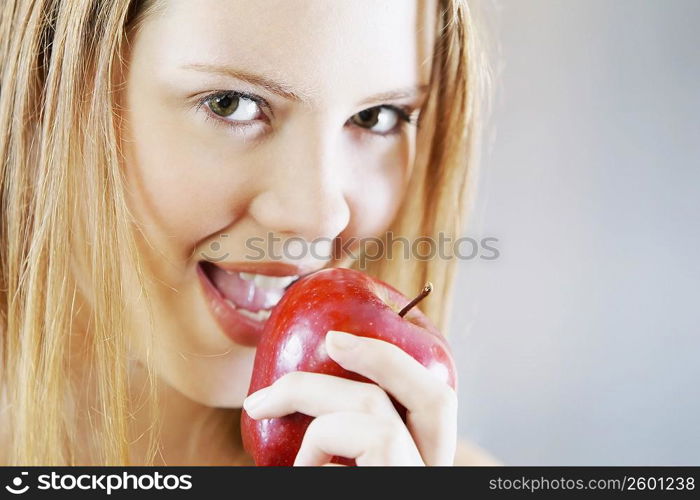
[0,0,488,465]
[365,0,489,331]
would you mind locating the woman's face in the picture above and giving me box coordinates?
[119,0,436,406]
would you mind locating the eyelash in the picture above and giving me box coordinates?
[194,90,269,132]
[194,90,418,137]
[375,106,418,136]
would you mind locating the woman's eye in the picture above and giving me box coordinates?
[206,93,262,122]
[349,106,401,134]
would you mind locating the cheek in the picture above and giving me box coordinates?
[121,87,255,262]
[345,135,412,237]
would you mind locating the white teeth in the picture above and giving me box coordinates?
[237,272,298,290]
[254,274,298,290]
[237,308,272,322]
[221,298,272,322]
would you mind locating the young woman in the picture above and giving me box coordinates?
[0,0,496,465]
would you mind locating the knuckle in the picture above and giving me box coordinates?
[304,415,323,436]
[302,413,331,443]
[431,386,458,413]
[354,337,390,363]
[440,386,458,411]
[304,413,335,442]
[359,384,391,414]
[347,340,371,365]
[374,418,405,449]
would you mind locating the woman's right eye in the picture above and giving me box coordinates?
[204,92,264,123]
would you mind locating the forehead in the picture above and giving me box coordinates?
[142,0,437,105]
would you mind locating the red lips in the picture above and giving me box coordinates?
[197,261,313,346]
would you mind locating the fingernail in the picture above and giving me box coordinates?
[243,387,269,412]
[327,330,359,351]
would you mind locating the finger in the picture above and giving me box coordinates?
[293,412,424,466]
[243,371,399,421]
[325,330,458,465]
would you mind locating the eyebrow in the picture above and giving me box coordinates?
[181,63,428,107]
[358,86,429,107]
[182,63,306,102]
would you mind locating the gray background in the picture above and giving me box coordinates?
[451,0,699,465]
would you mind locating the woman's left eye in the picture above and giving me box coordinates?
[204,92,263,122]
[349,106,408,134]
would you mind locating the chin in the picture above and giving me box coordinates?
[156,345,257,408]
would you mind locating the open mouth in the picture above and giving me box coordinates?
[199,261,299,321]
[196,260,305,346]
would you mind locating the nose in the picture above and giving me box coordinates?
[247,128,351,243]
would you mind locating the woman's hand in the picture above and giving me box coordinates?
[243,330,458,466]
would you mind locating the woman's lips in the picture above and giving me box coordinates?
[196,261,301,347]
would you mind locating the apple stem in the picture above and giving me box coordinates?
[398,282,433,317]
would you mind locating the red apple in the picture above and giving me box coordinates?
[240,267,457,466]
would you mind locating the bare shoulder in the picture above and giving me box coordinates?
[454,439,502,466]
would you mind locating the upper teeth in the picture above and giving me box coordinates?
[238,272,298,290]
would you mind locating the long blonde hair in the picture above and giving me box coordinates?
[0,0,488,465]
